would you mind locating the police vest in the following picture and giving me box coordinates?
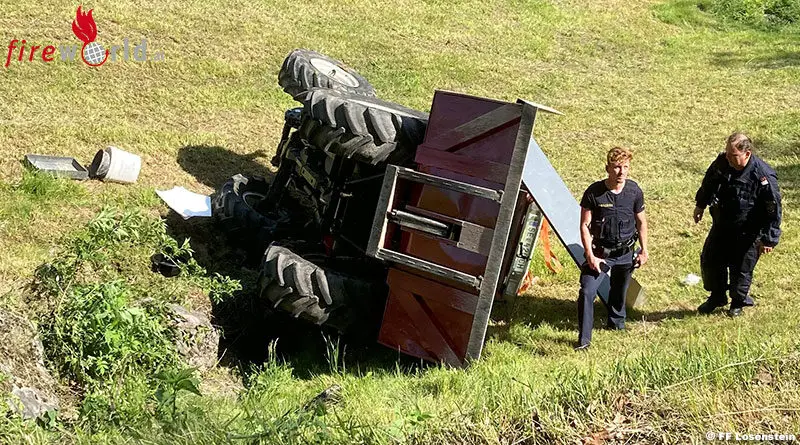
[580,180,644,247]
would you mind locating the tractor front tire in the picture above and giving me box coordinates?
[258,244,386,334]
[299,88,429,165]
[212,174,280,257]
[279,49,376,100]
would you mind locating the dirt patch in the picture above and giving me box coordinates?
[0,308,61,418]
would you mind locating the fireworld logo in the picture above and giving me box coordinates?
[5,5,165,68]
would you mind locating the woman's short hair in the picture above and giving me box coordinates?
[607,146,633,165]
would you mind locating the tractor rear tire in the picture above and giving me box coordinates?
[212,174,279,257]
[299,88,429,165]
[258,244,386,334]
[279,49,376,100]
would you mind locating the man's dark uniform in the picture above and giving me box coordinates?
[578,180,644,346]
[695,153,782,309]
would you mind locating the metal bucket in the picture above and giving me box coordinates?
[89,146,141,183]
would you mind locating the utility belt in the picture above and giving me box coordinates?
[593,236,637,259]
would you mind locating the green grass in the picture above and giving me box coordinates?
[1,0,799,443]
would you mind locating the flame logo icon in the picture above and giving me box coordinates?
[72,6,108,67]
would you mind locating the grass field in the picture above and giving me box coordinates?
[0,0,799,443]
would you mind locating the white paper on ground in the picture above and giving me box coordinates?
[155,187,212,219]
[681,273,701,286]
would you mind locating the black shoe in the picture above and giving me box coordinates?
[605,323,625,331]
[698,299,724,315]
[727,307,744,317]
[574,343,590,352]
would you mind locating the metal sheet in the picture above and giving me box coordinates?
[24,154,89,180]
[464,102,534,363]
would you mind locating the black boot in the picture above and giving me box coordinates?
[727,307,744,317]
[698,295,726,314]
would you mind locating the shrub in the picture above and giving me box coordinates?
[32,209,228,430]
[41,281,178,387]
[710,0,800,27]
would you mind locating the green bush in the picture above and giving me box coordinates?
[41,281,178,387]
[710,0,800,26]
[765,0,800,24]
[31,209,234,432]
[656,0,800,29]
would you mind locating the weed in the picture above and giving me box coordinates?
[710,0,800,27]
[35,409,58,431]
[207,273,243,305]
[322,333,345,375]
[41,281,177,387]
[16,169,85,202]
[31,209,242,435]
[656,0,800,30]
[154,367,202,431]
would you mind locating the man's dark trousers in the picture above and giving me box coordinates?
[701,226,759,309]
[577,251,633,346]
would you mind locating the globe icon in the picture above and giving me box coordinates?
[83,42,106,65]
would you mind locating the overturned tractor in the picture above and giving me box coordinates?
[212,49,555,367]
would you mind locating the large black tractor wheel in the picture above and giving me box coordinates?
[258,244,387,334]
[299,88,429,165]
[279,49,376,100]
[212,174,282,258]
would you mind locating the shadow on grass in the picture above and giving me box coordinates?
[629,306,698,321]
[161,210,427,380]
[711,50,800,70]
[673,159,708,178]
[177,144,275,189]
[758,138,800,160]
[775,164,799,202]
[490,293,699,349]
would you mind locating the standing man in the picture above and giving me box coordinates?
[694,132,782,317]
[576,147,649,350]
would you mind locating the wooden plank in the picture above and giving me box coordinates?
[396,166,502,202]
[422,103,522,152]
[516,99,564,116]
[415,147,510,185]
[391,286,463,367]
[388,268,478,314]
[377,248,481,289]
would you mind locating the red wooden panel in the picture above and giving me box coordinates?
[423,93,513,146]
[376,90,536,366]
[378,268,477,365]
[419,93,522,168]
[389,268,478,312]
[415,147,510,185]
[411,175,501,229]
[399,91,523,281]
[399,230,487,277]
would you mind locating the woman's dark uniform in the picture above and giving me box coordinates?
[577,179,645,347]
[695,152,782,313]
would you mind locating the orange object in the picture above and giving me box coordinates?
[517,269,537,295]
[541,219,563,274]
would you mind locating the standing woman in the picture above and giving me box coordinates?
[576,147,649,350]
